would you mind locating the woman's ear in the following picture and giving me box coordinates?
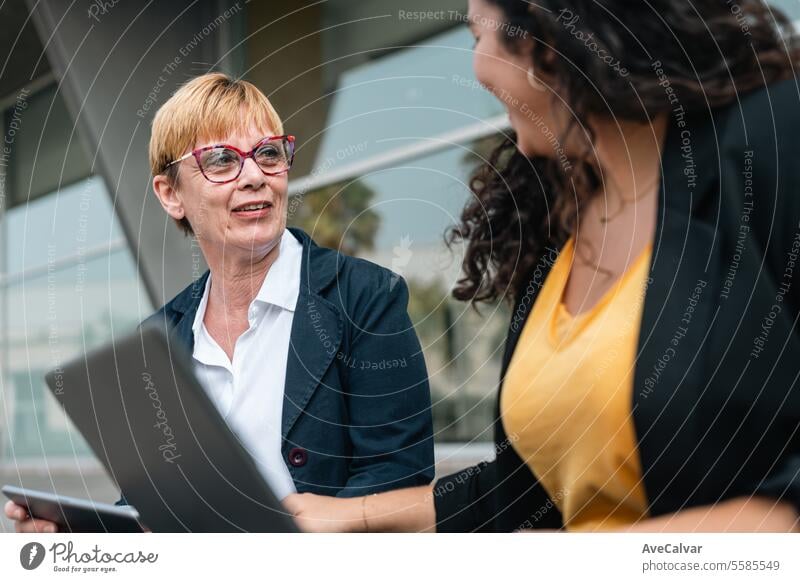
[152,174,185,221]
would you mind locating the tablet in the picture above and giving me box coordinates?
[3,485,144,533]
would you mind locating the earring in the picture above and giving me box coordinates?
[527,66,547,92]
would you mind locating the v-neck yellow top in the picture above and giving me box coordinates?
[500,237,652,531]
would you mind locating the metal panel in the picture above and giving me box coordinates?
[24,0,242,305]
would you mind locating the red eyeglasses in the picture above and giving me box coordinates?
[166,135,296,184]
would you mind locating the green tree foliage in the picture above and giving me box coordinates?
[289,179,380,256]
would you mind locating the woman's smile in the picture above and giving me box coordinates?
[231,199,274,219]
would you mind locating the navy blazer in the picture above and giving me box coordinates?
[119,227,434,504]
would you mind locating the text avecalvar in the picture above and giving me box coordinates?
[642,544,703,554]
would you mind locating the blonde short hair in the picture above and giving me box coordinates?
[149,73,284,233]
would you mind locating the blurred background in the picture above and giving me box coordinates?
[2,0,799,530]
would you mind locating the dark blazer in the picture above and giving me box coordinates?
[120,227,434,505]
[434,78,800,532]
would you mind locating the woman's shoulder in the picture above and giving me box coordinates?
[294,228,405,297]
[717,76,800,148]
[710,78,800,214]
[742,76,799,115]
[314,244,406,298]
[710,77,800,276]
[306,244,410,329]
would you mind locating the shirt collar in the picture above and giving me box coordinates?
[254,228,302,312]
[191,229,303,337]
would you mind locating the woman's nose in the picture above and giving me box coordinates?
[237,157,266,188]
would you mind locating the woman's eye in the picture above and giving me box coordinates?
[258,146,278,156]
[256,146,282,163]
[203,150,237,167]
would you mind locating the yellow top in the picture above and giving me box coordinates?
[500,237,652,531]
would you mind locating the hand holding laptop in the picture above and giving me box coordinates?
[4,326,298,533]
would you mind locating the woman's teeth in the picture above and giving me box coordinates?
[234,202,271,212]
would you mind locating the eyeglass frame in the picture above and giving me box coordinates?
[164,134,296,184]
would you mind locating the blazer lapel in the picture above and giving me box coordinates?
[281,287,342,439]
[171,307,197,354]
[281,228,343,439]
[143,271,206,358]
[169,272,207,354]
[633,109,720,516]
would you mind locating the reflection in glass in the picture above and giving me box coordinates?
[5,175,123,275]
[311,26,505,177]
[2,248,149,459]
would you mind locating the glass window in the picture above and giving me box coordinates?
[310,26,505,175]
[5,175,124,275]
[2,246,149,460]
[290,138,507,442]
[1,81,147,463]
[0,80,148,511]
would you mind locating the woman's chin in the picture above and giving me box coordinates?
[222,226,283,257]
[513,136,538,158]
[513,135,559,161]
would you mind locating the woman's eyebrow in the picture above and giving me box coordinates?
[194,137,227,149]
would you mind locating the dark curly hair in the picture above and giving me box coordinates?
[449,0,800,304]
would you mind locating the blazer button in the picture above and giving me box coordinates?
[288,447,308,467]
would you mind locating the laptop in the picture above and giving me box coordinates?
[43,324,299,533]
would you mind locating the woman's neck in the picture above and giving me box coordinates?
[201,236,282,316]
[568,114,667,270]
[590,113,668,206]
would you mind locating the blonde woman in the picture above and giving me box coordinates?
[6,73,434,532]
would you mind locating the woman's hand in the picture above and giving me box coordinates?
[283,493,364,533]
[284,486,435,533]
[4,501,59,533]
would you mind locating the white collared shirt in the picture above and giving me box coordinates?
[191,229,302,500]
